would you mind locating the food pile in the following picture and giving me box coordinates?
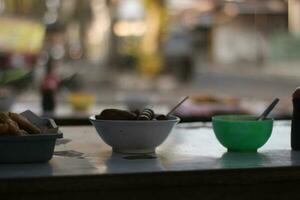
[0,112,41,136]
[96,108,168,121]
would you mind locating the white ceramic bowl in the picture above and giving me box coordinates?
[89,115,180,154]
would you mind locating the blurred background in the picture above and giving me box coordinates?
[0,0,299,124]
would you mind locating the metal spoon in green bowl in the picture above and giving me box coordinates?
[258,98,280,121]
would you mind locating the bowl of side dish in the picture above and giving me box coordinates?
[90,108,180,154]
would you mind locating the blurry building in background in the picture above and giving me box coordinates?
[0,0,300,119]
[0,0,299,94]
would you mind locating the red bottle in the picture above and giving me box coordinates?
[41,58,59,114]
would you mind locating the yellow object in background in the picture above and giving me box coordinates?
[68,93,96,112]
[0,17,45,54]
[137,0,167,77]
[137,53,162,77]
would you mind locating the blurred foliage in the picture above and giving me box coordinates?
[270,32,300,61]
[0,68,29,85]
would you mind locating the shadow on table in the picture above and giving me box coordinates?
[105,152,165,173]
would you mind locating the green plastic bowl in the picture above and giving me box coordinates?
[212,115,273,152]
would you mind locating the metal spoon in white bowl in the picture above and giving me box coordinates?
[258,98,280,121]
[167,96,189,116]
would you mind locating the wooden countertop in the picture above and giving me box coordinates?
[0,121,299,199]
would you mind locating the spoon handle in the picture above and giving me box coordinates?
[258,98,280,120]
[167,96,189,116]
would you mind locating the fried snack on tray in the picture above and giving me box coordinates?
[9,112,41,134]
[0,123,8,135]
[0,112,23,136]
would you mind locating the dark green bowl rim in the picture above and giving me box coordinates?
[212,115,273,123]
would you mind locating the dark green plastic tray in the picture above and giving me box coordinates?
[0,132,63,163]
[0,111,63,163]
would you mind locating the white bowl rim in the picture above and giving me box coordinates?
[89,115,180,123]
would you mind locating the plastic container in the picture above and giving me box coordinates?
[212,115,273,152]
[0,132,62,163]
[0,110,63,163]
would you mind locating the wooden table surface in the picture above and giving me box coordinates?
[1,121,299,199]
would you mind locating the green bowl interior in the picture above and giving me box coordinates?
[212,115,273,152]
[212,115,272,122]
